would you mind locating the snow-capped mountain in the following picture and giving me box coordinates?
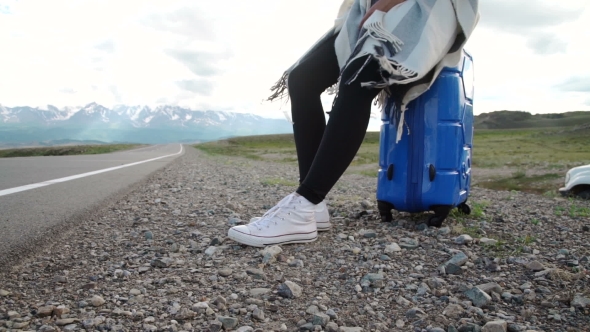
[0,103,293,145]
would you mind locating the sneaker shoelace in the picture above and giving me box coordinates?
[250,193,303,230]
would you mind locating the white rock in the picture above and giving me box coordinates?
[384,243,401,253]
[90,295,105,307]
[482,320,507,332]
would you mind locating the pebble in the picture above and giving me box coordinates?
[326,322,339,332]
[312,313,330,326]
[218,316,239,330]
[261,245,282,263]
[477,282,503,294]
[443,304,465,318]
[0,147,584,332]
[480,237,498,245]
[218,268,233,277]
[205,246,218,256]
[53,305,69,317]
[236,327,254,332]
[37,305,55,317]
[446,251,469,266]
[526,261,545,271]
[277,280,302,298]
[455,234,474,245]
[571,294,590,308]
[298,322,313,330]
[90,295,106,307]
[151,257,174,268]
[252,308,265,321]
[385,242,401,253]
[250,288,271,297]
[209,320,223,332]
[55,318,77,326]
[399,237,419,249]
[465,287,492,307]
[338,328,363,332]
[406,307,426,318]
[63,324,77,332]
[362,229,377,238]
[445,263,464,275]
[482,320,507,332]
[326,309,338,320]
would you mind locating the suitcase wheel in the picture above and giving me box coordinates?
[457,202,471,215]
[428,206,453,228]
[377,200,394,223]
[427,215,446,228]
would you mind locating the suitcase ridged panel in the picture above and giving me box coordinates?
[376,52,474,217]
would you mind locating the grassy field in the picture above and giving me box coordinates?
[472,127,590,168]
[195,125,590,196]
[472,127,590,194]
[0,144,143,158]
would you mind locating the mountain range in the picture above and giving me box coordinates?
[0,103,293,147]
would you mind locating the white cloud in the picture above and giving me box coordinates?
[0,0,589,121]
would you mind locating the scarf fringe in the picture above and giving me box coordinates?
[325,80,339,96]
[267,71,289,103]
[365,20,404,54]
[396,102,409,143]
[265,71,294,124]
[265,21,413,137]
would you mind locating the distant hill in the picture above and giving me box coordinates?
[474,110,590,129]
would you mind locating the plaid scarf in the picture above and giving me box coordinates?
[268,0,480,142]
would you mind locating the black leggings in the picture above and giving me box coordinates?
[289,33,383,204]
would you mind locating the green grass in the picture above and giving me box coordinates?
[448,199,489,237]
[554,199,590,218]
[470,201,488,219]
[195,134,297,162]
[194,125,590,196]
[517,234,537,245]
[349,133,380,166]
[449,200,487,221]
[0,144,143,158]
[477,171,562,194]
[459,225,481,238]
[195,127,590,170]
[357,170,379,178]
[481,233,539,258]
[473,127,590,169]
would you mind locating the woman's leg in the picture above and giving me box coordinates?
[287,33,341,184]
[296,56,383,204]
[226,48,384,247]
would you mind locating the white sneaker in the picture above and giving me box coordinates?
[228,193,319,247]
[249,201,331,231]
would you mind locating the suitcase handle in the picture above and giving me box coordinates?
[461,160,471,178]
[429,164,436,182]
[387,164,395,180]
[461,152,472,178]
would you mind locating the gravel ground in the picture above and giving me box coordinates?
[1,146,589,332]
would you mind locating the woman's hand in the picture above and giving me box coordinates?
[360,0,407,28]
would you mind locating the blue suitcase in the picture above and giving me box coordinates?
[376,51,475,227]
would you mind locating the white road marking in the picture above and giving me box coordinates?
[0,144,183,197]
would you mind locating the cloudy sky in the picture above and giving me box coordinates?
[1,0,589,123]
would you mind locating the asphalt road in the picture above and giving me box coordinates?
[0,144,184,266]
